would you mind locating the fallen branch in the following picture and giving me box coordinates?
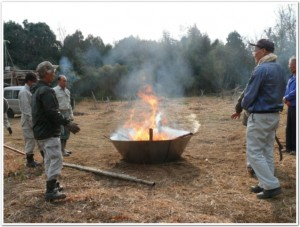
[4,144,25,155]
[63,162,155,186]
[4,144,155,186]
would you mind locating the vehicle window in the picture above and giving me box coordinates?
[13,90,20,99]
[4,90,12,99]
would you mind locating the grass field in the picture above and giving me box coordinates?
[3,96,297,223]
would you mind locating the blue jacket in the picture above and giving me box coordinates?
[284,74,296,108]
[241,61,286,113]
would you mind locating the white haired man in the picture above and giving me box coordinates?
[53,75,74,157]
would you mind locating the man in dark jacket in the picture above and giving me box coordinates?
[32,61,80,201]
[242,39,286,199]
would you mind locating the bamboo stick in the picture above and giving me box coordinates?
[4,144,155,186]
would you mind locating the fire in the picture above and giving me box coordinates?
[123,85,169,141]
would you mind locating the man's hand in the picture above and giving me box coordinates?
[231,112,241,120]
[7,127,12,135]
[65,122,80,134]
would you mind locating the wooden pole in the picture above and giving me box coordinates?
[4,144,25,155]
[63,162,155,186]
[4,144,155,186]
[149,128,153,141]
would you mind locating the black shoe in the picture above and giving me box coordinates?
[45,179,66,201]
[256,187,282,199]
[250,185,264,193]
[26,161,41,168]
[45,191,66,201]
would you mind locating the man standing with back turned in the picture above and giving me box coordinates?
[19,72,40,167]
[242,39,286,199]
[32,61,80,201]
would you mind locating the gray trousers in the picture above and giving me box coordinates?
[60,110,71,141]
[246,113,280,190]
[37,137,63,181]
[21,116,36,155]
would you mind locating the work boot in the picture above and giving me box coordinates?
[26,154,41,168]
[61,140,71,156]
[45,179,66,201]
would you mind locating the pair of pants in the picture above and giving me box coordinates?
[286,107,296,151]
[60,110,71,141]
[37,137,63,181]
[21,116,36,155]
[246,113,280,190]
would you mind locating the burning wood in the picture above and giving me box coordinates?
[109,84,196,163]
[112,84,195,141]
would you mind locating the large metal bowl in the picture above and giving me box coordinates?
[110,132,193,164]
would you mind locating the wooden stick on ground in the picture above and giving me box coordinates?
[4,144,155,186]
[63,162,155,186]
[4,144,25,155]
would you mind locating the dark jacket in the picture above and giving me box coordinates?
[241,61,286,113]
[31,81,69,140]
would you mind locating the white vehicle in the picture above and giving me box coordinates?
[3,86,23,118]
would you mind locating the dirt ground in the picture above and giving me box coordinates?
[3,96,297,224]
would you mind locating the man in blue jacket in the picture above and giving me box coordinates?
[283,56,296,155]
[241,39,286,199]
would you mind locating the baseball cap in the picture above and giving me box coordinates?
[36,61,58,77]
[249,39,275,52]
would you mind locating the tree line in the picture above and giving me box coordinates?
[3,5,296,100]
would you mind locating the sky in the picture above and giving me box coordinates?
[1,1,298,45]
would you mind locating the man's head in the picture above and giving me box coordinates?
[25,72,37,86]
[250,39,275,63]
[57,75,67,89]
[288,56,296,74]
[36,61,58,84]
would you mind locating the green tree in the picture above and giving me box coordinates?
[4,21,26,68]
[223,31,254,90]
[263,4,296,75]
[22,20,61,69]
[4,20,61,69]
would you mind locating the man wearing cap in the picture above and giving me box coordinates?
[241,39,286,199]
[32,61,80,201]
[53,75,74,157]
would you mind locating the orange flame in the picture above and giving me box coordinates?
[123,85,169,141]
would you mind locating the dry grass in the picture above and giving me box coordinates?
[3,96,296,223]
